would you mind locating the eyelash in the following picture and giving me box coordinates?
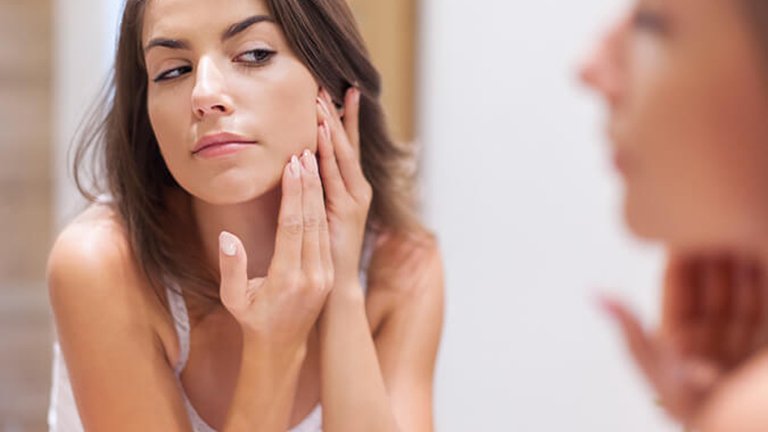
[632,9,669,34]
[152,49,277,83]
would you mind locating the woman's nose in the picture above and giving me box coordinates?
[578,48,602,90]
[578,15,630,107]
[191,57,234,119]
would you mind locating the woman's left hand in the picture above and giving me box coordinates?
[600,252,768,424]
[315,87,373,290]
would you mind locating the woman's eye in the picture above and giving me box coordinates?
[235,49,276,65]
[153,66,192,83]
[632,9,669,34]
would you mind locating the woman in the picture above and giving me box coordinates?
[47,0,444,431]
[581,0,768,430]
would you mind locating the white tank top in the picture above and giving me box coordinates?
[48,229,376,431]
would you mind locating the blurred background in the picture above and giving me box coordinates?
[0,0,675,430]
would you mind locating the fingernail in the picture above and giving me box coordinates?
[352,87,361,104]
[318,98,331,118]
[323,120,331,141]
[290,155,301,178]
[302,149,318,174]
[319,123,327,142]
[595,294,619,318]
[219,231,238,257]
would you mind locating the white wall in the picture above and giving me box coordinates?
[53,0,121,228]
[418,0,675,430]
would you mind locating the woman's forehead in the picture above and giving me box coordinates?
[142,0,271,43]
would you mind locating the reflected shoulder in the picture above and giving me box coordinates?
[696,350,768,432]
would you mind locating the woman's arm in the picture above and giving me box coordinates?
[319,234,444,432]
[49,222,195,431]
[315,89,445,431]
[367,235,444,431]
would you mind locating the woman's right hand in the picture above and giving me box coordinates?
[601,252,768,424]
[217,150,334,352]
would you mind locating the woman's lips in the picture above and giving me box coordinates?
[192,132,257,158]
[612,149,631,175]
[194,142,256,158]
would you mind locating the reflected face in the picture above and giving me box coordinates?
[142,0,318,205]
[580,0,768,249]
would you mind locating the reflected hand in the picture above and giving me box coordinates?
[601,253,768,424]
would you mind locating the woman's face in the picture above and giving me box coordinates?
[581,0,768,250]
[142,0,318,205]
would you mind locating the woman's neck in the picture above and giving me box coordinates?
[191,187,282,279]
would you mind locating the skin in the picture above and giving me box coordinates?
[47,0,444,430]
[581,0,768,429]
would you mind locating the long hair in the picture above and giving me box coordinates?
[743,1,768,73]
[74,0,423,316]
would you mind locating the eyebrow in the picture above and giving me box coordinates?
[144,15,274,53]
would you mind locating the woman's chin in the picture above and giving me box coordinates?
[623,199,760,252]
[622,197,685,245]
[183,177,281,206]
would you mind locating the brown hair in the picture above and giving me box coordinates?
[742,1,768,67]
[74,0,424,314]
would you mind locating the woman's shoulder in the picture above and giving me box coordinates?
[367,229,443,295]
[365,229,444,329]
[48,203,134,287]
[695,350,768,431]
[47,203,164,328]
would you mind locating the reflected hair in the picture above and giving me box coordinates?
[743,0,768,75]
[73,0,424,315]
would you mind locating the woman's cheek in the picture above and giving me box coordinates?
[269,99,318,154]
[147,97,188,176]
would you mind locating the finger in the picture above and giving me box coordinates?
[307,131,335,278]
[300,149,327,278]
[661,254,701,356]
[661,253,699,328]
[320,90,369,199]
[702,255,732,321]
[272,156,304,274]
[599,296,659,384]
[748,260,768,352]
[724,257,760,364]
[342,86,361,157]
[218,231,249,313]
[701,255,732,358]
[316,106,346,198]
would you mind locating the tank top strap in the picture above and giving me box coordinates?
[165,281,191,376]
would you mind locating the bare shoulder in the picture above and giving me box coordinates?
[47,203,169,339]
[47,204,191,430]
[695,350,768,432]
[366,229,444,330]
[368,230,443,295]
[49,204,144,308]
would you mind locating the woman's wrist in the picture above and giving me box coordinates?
[224,336,306,432]
[329,279,366,303]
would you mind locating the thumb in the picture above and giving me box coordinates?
[599,295,660,384]
[219,231,249,314]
